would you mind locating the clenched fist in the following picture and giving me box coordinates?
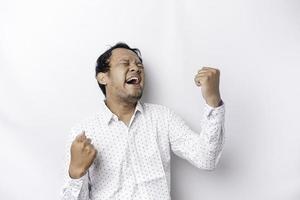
[194,67,222,107]
[68,131,97,179]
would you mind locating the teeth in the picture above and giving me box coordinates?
[128,77,138,81]
[126,76,139,83]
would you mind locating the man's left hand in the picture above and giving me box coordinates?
[194,67,222,107]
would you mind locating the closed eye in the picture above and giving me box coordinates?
[136,62,144,68]
[118,59,143,68]
[119,61,130,66]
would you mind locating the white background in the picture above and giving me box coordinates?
[1,0,300,199]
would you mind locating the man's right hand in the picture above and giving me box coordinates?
[68,131,97,179]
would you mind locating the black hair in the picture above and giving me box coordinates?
[95,42,143,96]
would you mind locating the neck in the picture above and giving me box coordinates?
[104,96,137,119]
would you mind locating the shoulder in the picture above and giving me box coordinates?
[141,102,176,119]
[142,102,171,112]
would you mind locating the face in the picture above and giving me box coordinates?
[98,48,145,103]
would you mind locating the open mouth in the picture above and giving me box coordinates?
[126,76,141,85]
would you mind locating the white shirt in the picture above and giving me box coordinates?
[61,100,225,200]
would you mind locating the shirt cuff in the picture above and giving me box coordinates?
[66,173,87,196]
[203,100,225,120]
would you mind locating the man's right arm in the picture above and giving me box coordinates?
[61,130,97,200]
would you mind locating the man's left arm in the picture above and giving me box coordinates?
[168,67,225,170]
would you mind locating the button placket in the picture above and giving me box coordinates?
[126,126,151,199]
[127,129,139,181]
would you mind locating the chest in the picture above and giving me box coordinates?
[86,116,171,182]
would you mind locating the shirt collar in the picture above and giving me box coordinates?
[100,100,144,125]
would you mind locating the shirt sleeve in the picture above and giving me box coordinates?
[167,101,225,170]
[60,126,91,200]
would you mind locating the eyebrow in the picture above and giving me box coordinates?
[118,58,142,63]
[118,59,129,62]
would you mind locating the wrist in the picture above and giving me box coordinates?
[206,96,222,108]
[68,165,86,179]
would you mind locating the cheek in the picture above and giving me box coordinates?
[115,74,125,83]
[141,73,145,84]
[110,70,126,84]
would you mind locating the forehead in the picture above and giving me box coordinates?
[110,48,140,62]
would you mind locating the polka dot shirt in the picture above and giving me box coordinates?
[61,100,225,200]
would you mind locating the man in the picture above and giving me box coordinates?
[61,42,225,199]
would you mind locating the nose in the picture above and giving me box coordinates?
[129,63,141,73]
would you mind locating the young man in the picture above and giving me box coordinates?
[61,43,225,199]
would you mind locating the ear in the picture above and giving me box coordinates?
[96,72,107,85]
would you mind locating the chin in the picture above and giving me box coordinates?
[128,91,143,101]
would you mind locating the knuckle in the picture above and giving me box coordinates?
[89,143,94,148]
[85,138,91,144]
